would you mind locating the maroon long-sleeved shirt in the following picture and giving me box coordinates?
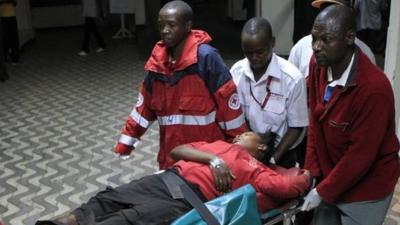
[306,48,400,204]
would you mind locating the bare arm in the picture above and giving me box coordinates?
[170,145,216,163]
[273,127,303,162]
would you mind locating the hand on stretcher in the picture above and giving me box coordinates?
[301,188,322,211]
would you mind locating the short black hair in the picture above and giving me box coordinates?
[162,0,193,23]
[315,4,356,35]
[257,132,277,164]
[242,17,273,40]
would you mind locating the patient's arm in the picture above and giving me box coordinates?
[255,169,311,200]
[171,145,235,193]
[170,145,216,163]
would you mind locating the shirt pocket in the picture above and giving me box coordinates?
[325,120,350,148]
[328,120,349,132]
[263,95,286,126]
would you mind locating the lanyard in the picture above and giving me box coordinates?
[249,76,273,109]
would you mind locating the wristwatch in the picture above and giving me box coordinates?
[210,157,224,169]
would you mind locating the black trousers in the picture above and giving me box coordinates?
[1,17,19,63]
[73,173,194,225]
[0,20,8,81]
[293,0,318,44]
[81,17,106,52]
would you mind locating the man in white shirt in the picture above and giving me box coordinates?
[288,0,376,77]
[231,17,308,168]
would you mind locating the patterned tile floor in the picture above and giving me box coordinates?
[0,28,399,225]
[0,28,161,225]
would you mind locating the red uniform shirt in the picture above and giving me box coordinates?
[306,48,400,203]
[115,30,247,169]
[175,141,310,212]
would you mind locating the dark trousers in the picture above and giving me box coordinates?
[0,19,8,81]
[74,173,192,225]
[81,17,106,52]
[1,17,19,63]
[293,0,318,44]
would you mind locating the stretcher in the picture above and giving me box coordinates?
[171,184,303,225]
[261,199,301,225]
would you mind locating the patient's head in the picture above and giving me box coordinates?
[233,131,276,163]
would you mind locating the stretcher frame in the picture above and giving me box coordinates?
[261,200,302,225]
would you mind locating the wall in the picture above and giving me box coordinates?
[16,0,35,46]
[31,5,83,28]
[384,0,400,136]
[134,0,145,25]
[31,0,146,29]
[260,0,294,55]
[255,0,261,17]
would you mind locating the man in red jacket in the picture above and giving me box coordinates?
[114,0,247,169]
[35,131,310,225]
[303,4,400,225]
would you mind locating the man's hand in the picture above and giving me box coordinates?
[113,152,132,160]
[114,143,134,160]
[301,188,322,211]
[209,157,236,194]
[303,169,311,178]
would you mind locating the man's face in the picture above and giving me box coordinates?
[241,32,274,72]
[158,8,190,48]
[311,20,350,67]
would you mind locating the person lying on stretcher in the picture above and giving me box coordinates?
[35,132,311,225]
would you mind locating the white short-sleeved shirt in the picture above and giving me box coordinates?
[231,53,309,147]
[288,34,376,77]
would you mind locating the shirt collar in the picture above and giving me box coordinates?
[243,53,282,83]
[327,53,355,87]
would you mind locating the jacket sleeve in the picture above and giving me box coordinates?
[254,169,310,199]
[305,115,322,178]
[114,82,156,155]
[197,44,248,141]
[214,81,248,141]
[316,93,394,203]
[304,57,322,178]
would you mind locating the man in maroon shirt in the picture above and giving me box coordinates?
[303,4,400,225]
[35,132,310,225]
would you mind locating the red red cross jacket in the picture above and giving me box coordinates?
[115,30,248,169]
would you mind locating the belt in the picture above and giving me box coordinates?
[159,169,220,225]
